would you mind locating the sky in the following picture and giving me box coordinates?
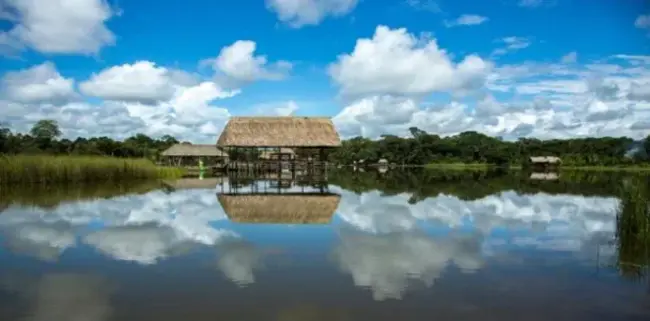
[0,0,649,143]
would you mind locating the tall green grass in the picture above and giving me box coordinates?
[616,177,650,280]
[0,155,184,185]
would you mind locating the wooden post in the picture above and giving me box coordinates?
[322,148,328,179]
[291,153,296,180]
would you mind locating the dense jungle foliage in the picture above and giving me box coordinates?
[328,127,650,166]
[2,120,649,166]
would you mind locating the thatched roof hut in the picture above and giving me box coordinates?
[161,144,228,157]
[529,156,561,164]
[217,193,340,224]
[217,117,341,147]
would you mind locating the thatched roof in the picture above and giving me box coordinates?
[217,117,341,147]
[529,156,561,164]
[161,144,228,157]
[218,193,340,224]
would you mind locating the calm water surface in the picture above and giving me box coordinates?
[0,170,649,320]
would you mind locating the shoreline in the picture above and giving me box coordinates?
[421,163,650,172]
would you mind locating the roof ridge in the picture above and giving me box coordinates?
[230,116,332,119]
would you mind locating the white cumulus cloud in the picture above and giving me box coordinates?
[266,0,359,28]
[79,61,181,104]
[328,25,491,98]
[0,0,116,55]
[1,62,76,104]
[202,40,292,88]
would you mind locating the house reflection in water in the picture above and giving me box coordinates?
[529,172,559,180]
[161,177,225,191]
[217,174,341,225]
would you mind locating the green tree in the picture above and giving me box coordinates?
[0,125,10,153]
[30,119,62,141]
[29,119,62,151]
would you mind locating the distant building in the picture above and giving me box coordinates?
[527,156,561,171]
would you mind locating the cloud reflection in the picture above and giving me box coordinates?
[1,222,76,261]
[2,273,114,321]
[215,239,264,286]
[333,187,619,251]
[332,228,484,300]
[331,186,620,300]
[0,188,264,286]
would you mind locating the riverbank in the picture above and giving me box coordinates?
[559,165,650,172]
[424,163,502,170]
[424,163,650,172]
[0,155,184,185]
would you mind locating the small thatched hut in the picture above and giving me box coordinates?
[217,117,340,172]
[218,194,341,224]
[217,117,341,148]
[161,144,228,167]
[527,156,561,171]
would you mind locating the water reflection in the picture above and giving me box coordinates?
[1,222,76,262]
[216,174,341,224]
[2,273,114,321]
[0,185,234,265]
[214,239,264,286]
[0,170,648,320]
[332,227,484,300]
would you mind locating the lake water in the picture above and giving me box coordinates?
[0,170,649,320]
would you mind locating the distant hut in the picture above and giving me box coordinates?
[218,194,341,224]
[527,156,561,171]
[217,117,341,173]
[160,144,228,167]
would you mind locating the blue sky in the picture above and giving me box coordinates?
[1,0,649,142]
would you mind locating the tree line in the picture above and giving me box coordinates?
[2,120,650,166]
[0,120,181,160]
[328,127,650,166]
